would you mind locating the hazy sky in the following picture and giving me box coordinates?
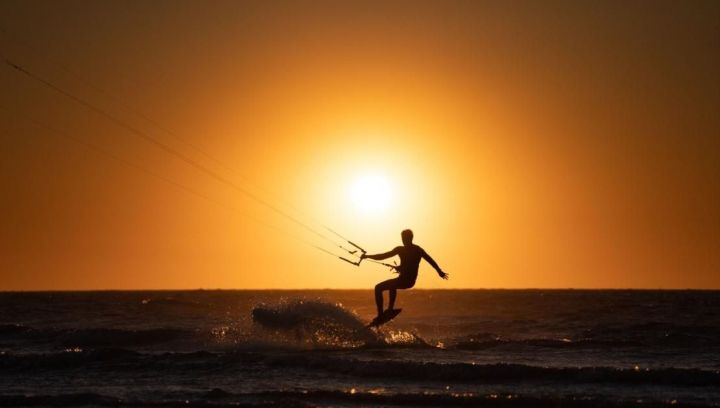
[1,0,718,290]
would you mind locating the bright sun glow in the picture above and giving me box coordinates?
[349,173,394,214]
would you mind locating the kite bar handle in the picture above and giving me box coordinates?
[340,241,366,267]
[339,256,360,266]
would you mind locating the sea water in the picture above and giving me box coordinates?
[0,290,718,406]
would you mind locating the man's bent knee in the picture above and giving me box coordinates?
[376,280,394,292]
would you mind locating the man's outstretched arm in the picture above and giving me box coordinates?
[422,250,449,280]
[362,247,399,261]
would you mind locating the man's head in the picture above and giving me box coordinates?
[401,229,414,246]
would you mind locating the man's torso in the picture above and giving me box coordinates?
[395,244,424,283]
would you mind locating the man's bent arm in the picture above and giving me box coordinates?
[424,251,449,280]
[422,251,443,273]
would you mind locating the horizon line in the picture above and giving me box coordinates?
[1,287,718,293]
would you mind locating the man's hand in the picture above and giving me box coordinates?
[438,270,449,280]
[360,253,367,260]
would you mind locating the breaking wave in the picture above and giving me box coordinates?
[251,299,429,348]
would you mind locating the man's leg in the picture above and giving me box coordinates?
[374,285,384,316]
[375,278,401,317]
[388,289,397,311]
[388,280,414,312]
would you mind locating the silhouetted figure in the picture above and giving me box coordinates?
[362,229,448,318]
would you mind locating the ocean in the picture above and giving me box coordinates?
[0,290,718,407]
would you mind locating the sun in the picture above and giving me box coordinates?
[349,172,394,215]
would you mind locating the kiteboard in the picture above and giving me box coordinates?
[366,308,402,328]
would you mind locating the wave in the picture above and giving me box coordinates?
[260,354,720,387]
[5,302,719,355]
[2,324,715,355]
[4,324,718,355]
[0,389,712,407]
[451,333,643,350]
[0,300,429,351]
[2,349,718,387]
[580,322,720,348]
[251,299,429,348]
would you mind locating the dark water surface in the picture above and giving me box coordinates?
[1,290,718,407]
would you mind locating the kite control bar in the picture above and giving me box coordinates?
[339,240,366,266]
[338,240,399,272]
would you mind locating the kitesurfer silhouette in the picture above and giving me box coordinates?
[362,229,448,319]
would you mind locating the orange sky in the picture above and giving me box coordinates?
[1,0,718,290]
